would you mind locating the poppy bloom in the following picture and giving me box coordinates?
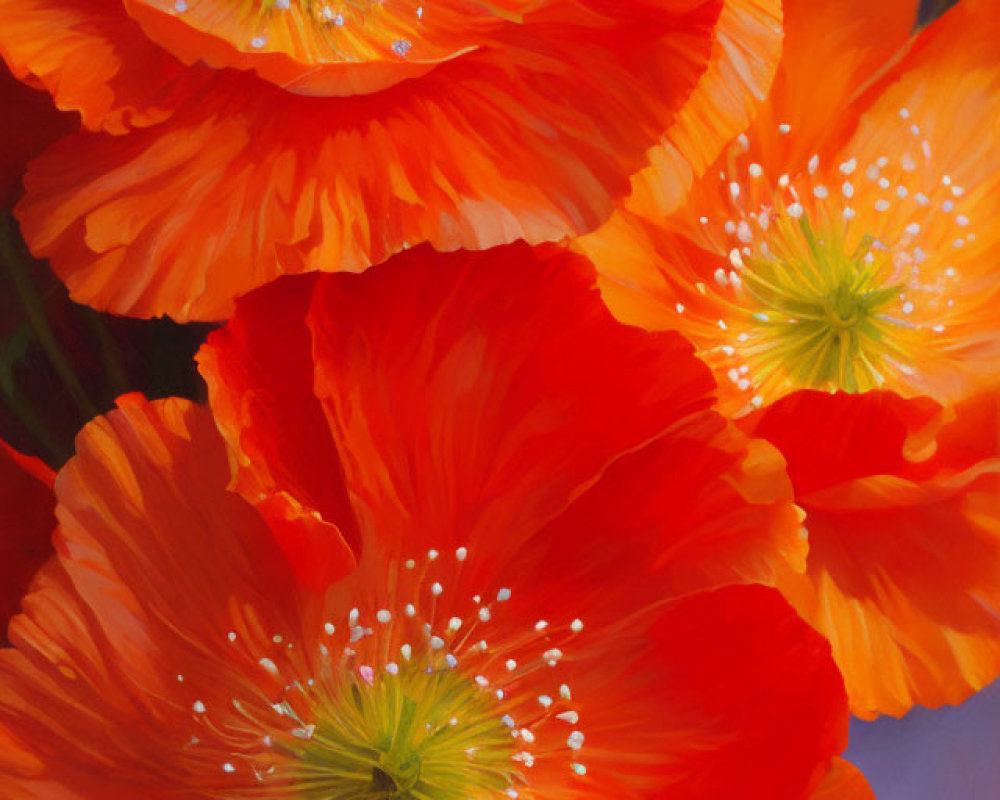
[1,244,862,797]
[578,0,1000,415]
[576,0,1000,720]
[0,441,55,645]
[742,390,1000,720]
[0,0,779,322]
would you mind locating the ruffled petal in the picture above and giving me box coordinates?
[197,273,362,558]
[0,0,203,133]
[747,390,1000,718]
[626,0,783,219]
[302,243,715,564]
[0,395,353,792]
[0,441,55,644]
[13,0,728,319]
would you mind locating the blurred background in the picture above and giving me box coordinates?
[1,0,995,797]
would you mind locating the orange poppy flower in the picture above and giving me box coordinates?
[0,244,856,797]
[578,0,1000,415]
[0,0,780,321]
[576,0,1000,722]
[0,441,55,645]
[741,389,1000,720]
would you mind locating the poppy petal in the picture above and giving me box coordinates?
[303,243,715,563]
[0,0,202,133]
[0,394,355,791]
[525,585,849,799]
[627,0,783,219]
[748,390,1000,718]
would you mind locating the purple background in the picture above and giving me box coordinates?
[847,679,1000,798]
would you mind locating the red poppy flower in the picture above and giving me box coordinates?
[578,0,999,415]
[0,0,780,321]
[1,244,858,797]
[742,389,1000,720]
[0,440,55,645]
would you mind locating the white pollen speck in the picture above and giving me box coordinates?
[251,36,267,49]
[405,559,416,569]
[787,203,804,219]
[430,636,445,650]
[567,731,585,750]
[430,582,443,596]
[778,123,791,134]
[455,546,468,561]
[448,616,463,632]
[557,711,580,724]
[570,618,584,632]
[878,177,891,190]
[942,200,955,213]
[901,154,916,172]
[842,181,854,198]
[324,622,335,635]
[572,763,587,776]
[497,588,512,603]
[401,644,412,660]
[386,662,399,674]
[714,267,729,286]
[349,608,359,625]
[446,654,459,669]
[813,185,828,199]
[258,657,278,676]
[778,174,790,188]
[839,158,857,175]
[392,39,412,57]
[933,324,946,333]
[899,108,910,119]
[173,0,187,11]
[534,620,549,631]
[729,182,741,199]
[376,609,392,624]
[808,155,819,174]
[728,249,744,269]
[748,163,763,178]
[675,302,685,314]
[905,223,921,236]
[428,549,439,561]
[538,695,553,708]
[478,607,492,622]
[902,301,915,314]
[956,214,970,227]
[699,216,709,224]
[193,701,206,714]
[875,199,891,212]
[222,763,236,773]
[405,603,416,617]
[276,0,290,7]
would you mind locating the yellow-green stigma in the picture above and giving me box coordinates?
[738,215,905,393]
[287,664,516,798]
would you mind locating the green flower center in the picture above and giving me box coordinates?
[739,216,903,393]
[287,665,516,799]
